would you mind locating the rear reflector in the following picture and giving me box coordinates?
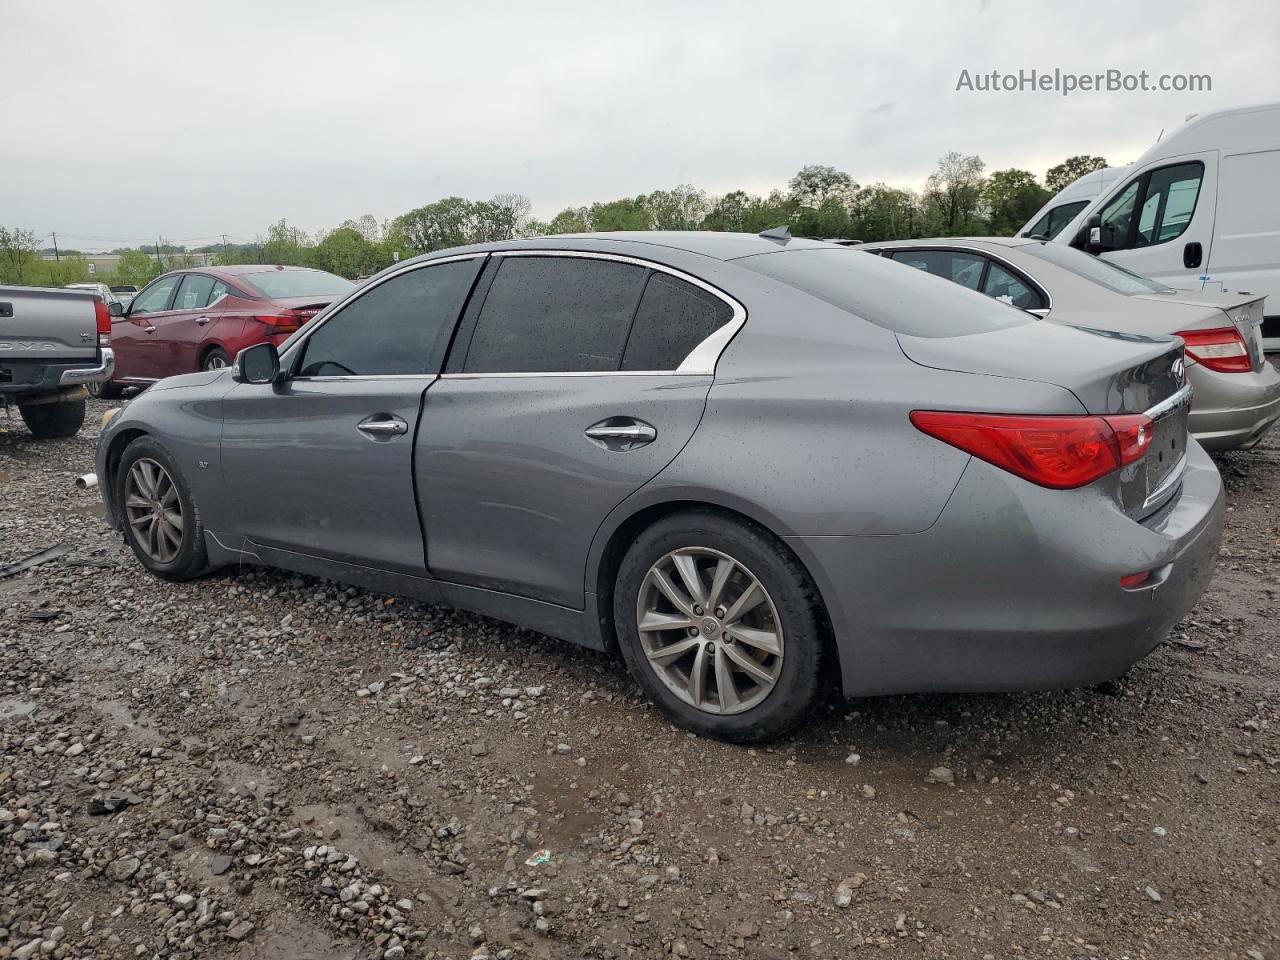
[94,297,111,347]
[1177,327,1251,373]
[1119,571,1152,589]
[910,411,1155,489]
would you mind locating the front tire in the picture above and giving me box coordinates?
[19,398,86,439]
[613,510,831,743]
[202,348,231,371]
[116,436,209,581]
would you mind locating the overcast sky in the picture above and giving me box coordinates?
[3,0,1275,251]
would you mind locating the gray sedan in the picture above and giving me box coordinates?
[95,232,1223,742]
[864,237,1280,451]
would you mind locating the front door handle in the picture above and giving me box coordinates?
[357,415,408,439]
[585,417,657,451]
[1183,241,1203,269]
[144,326,156,334]
[195,316,211,326]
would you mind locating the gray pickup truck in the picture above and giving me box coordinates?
[0,285,117,438]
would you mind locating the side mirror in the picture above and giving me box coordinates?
[108,301,124,317]
[232,342,280,384]
[1071,214,1106,252]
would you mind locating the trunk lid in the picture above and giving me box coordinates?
[898,322,1191,519]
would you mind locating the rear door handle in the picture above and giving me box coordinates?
[195,316,211,326]
[585,417,657,451]
[144,326,156,334]
[357,415,408,439]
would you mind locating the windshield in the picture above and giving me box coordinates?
[239,269,354,299]
[1024,200,1089,240]
[738,248,1029,338]
[1021,242,1177,296]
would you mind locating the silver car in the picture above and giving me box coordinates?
[864,237,1280,451]
[95,232,1224,742]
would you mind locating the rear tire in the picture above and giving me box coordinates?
[202,348,231,371]
[19,399,86,439]
[613,510,831,743]
[89,380,123,399]
[116,436,209,581]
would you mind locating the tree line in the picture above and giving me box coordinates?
[0,153,1109,287]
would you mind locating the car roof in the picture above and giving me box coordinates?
[407,231,836,264]
[865,237,1040,251]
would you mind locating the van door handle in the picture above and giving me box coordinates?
[1183,241,1203,269]
[585,418,657,451]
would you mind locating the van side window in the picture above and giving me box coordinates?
[1025,200,1088,240]
[1099,162,1204,251]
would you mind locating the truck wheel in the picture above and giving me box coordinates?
[19,399,86,439]
[89,380,123,399]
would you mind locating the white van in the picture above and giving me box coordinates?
[1020,166,1128,240]
[1030,101,1280,350]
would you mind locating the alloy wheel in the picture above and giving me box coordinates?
[124,458,184,563]
[204,355,228,370]
[635,547,784,715]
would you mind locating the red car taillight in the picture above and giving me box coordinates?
[1177,327,1251,373]
[910,411,1155,489]
[94,298,111,346]
[255,313,302,335]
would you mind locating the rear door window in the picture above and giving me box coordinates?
[173,274,216,310]
[982,262,1045,310]
[462,256,647,373]
[621,273,734,371]
[296,258,481,377]
[890,250,986,290]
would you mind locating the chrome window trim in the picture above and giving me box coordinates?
[1144,383,1193,420]
[280,248,748,382]
[868,242,1054,314]
[278,253,490,372]
[485,249,746,376]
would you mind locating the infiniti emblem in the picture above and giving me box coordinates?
[700,617,720,638]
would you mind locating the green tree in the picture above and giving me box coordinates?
[313,227,380,279]
[394,197,475,253]
[923,152,987,234]
[1045,155,1108,193]
[546,207,592,234]
[588,197,650,231]
[789,165,858,209]
[471,193,532,242]
[644,185,708,230]
[0,227,40,284]
[852,184,921,241]
[701,191,753,232]
[114,249,161,286]
[261,219,314,266]
[984,169,1050,235]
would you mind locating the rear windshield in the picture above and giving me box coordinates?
[737,248,1029,337]
[239,269,354,299]
[1020,242,1176,296]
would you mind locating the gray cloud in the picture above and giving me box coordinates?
[1,0,1272,249]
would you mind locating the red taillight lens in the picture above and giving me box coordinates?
[1177,327,1251,373]
[910,411,1155,489]
[94,298,111,346]
[255,314,302,335]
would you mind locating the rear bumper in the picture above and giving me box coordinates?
[790,440,1224,697]
[0,349,113,396]
[1187,362,1280,451]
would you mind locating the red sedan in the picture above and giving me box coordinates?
[94,265,353,397]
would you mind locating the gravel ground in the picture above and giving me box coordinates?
[1,395,1277,960]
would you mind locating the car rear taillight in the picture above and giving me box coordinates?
[910,411,1155,489]
[94,298,111,346]
[1177,327,1251,373]
[255,314,302,335]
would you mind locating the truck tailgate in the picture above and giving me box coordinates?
[0,286,99,362]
